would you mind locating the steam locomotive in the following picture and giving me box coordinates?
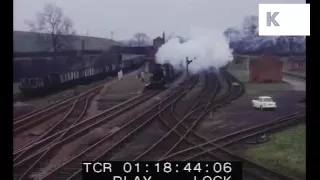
[145,63,180,90]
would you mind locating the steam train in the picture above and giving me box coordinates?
[145,63,180,90]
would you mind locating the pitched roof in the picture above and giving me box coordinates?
[153,37,164,41]
[288,56,306,61]
[250,54,279,61]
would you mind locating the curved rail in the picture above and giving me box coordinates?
[14,93,94,180]
[161,110,305,160]
[13,86,103,135]
[13,91,157,165]
[132,71,222,161]
[157,70,235,159]
[13,84,100,121]
[14,93,95,163]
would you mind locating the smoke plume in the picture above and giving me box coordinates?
[155,27,233,73]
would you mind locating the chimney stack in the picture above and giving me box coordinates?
[162,32,165,42]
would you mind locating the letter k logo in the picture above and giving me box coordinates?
[267,12,280,26]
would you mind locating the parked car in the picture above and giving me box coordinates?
[252,96,277,110]
[232,82,240,86]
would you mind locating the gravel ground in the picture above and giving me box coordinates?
[83,70,145,119]
[96,71,151,111]
[13,111,69,151]
[283,76,305,91]
[283,69,306,77]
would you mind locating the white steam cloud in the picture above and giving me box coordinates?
[155,27,233,73]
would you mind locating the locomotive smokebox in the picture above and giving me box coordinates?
[144,63,177,91]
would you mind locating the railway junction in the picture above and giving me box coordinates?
[13,60,305,180]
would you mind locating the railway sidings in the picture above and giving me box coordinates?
[13,67,305,180]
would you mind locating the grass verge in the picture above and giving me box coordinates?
[245,124,306,179]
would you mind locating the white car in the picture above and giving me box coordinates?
[232,82,240,86]
[252,96,277,110]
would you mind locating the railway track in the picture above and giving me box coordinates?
[132,70,222,161]
[152,70,239,160]
[148,70,242,161]
[13,93,95,163]
[13,91,98,151]
[22,75,199,180]
[13,85,103,135]
[13,83,101,122]
[13,90,158,166]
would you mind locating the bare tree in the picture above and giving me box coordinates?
[25,4,77,53]
[129,32,150,46]
[242,15,258,36]
[224,27,241,41]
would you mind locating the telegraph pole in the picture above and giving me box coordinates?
[186,57,194,76]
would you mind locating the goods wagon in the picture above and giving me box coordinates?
[19,56,145,98]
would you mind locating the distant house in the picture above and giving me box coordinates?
[233,55,246,64]
[249,55,283,83]
[153,32,165,51]
[288,56,306,72]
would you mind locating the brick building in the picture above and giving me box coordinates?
[288,56,306,72]
[249,55,283,83]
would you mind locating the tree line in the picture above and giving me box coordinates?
[25,4,151,54]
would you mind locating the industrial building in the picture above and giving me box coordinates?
[249,55,283,83]
[287,56,306,72]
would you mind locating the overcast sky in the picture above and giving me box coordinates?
[14,0,305,40]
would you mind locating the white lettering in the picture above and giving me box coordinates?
[82,162,92,173]
[113,176,125,180]
[103,163,112,172]
[123,162,132,173]
[134,176,152,180]
[204,176,213,180]
[143,176,152,180]
[212,176,222,180]
[93,162,102,173]
[194,176,232,180]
